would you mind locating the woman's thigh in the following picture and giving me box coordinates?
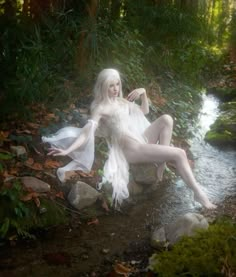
[144,114,173,144]
[122,136,184,164]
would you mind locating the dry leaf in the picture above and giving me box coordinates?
[114,263,132,276]
[78,170,95,177]
[15,129,32,134]
[27,122,40,129]
[44,159,62,169]
[55,191,65,200]
[25,162,43,171]
[87,218,99,225]
[21,192,40,201]
[25,157,34,166]
[0,131,10,140]
[64,171,79,180]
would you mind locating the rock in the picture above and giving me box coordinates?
[165,213,209,245]
[205,102,236,147]
[128,181,143,195]
[10,145,27,157]
[151,213,209,247]
[130,164,157,185]
[67,181,100,210]
[150,227,166,248]
[20,176,51,192]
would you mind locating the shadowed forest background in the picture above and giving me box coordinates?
[0,1,236,276]
[0,0,236,118]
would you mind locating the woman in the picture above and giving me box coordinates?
[43,68,216,209]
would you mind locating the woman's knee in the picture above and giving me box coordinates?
[160,114,173,128]
[174,148,187,163]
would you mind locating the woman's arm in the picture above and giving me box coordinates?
[48,111,102,157]
[127,88,149,115]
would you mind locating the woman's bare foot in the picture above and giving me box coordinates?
[194,189,217,209]
[156,163,166,181]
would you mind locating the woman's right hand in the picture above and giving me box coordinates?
[47,147,69,156]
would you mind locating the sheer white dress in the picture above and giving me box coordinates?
[42,100,150,206]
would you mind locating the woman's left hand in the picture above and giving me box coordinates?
[127,88,146,102]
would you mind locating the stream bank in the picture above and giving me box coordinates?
[0,93,236,276]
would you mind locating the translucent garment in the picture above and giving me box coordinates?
[42,100,151,206]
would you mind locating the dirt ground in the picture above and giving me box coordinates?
[0,191,235,277]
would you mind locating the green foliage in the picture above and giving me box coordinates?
[149,219,236,276]
[0,181,68,239]
[0,181,31,238]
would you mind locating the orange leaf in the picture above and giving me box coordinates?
[9,168,18,175]
[16,129,32,135]
[25,162,43,171]
[0,131,10,140]
[55,191,65,200]
[114,263,132,276]
[27,122,40,129]
[64,171,79,180]
[87,218,99,225]
[78,170,95,177]
[44,159,62,169]
[33,197,41,207]
[25,157,34,166]
[21,192,40,202]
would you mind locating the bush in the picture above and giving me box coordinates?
[149,219,236,276]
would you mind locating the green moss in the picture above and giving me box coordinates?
[204,104,236,147]
[207,87,236,102]
[205,130,236,146]
[149,219,236,276]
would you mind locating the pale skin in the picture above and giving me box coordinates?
[48,78,216,209]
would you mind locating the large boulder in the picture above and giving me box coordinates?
[151,213,209,247]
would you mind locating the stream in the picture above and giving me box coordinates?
[1,93,236,276]
[152,92,236,225]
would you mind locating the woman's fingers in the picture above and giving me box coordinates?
[47,147,64,156]
[127,90,139,101]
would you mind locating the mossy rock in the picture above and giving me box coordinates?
[205,104,236,147]
[206,87,236,102]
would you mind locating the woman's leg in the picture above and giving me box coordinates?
[123,138,216,209]
[144,114,173,181]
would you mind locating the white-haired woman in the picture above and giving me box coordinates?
[43,68,216,209]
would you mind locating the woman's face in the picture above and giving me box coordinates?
[107,78,120,99]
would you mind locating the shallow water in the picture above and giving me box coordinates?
[1,93,235,276]
[151,92,236,225]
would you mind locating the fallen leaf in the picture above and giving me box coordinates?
[27,122,40,129]
[25,162,43,171]
[78,170,95,177]
[0,131,10,142]
[9,168,18,175]
[87,218,99,225]
[20,192,41,202]
[16,129,32,135]
[64,171,79,180]
[101,199,110,212]
[55,191,65,200]
[25,157,34,166]
[44,159,62,169]
[114,263,132,276]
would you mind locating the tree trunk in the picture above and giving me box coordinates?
[76,0,98,72]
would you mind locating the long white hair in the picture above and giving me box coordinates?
[90,68,123,113]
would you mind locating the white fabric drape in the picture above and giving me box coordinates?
[42,101,150,206]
